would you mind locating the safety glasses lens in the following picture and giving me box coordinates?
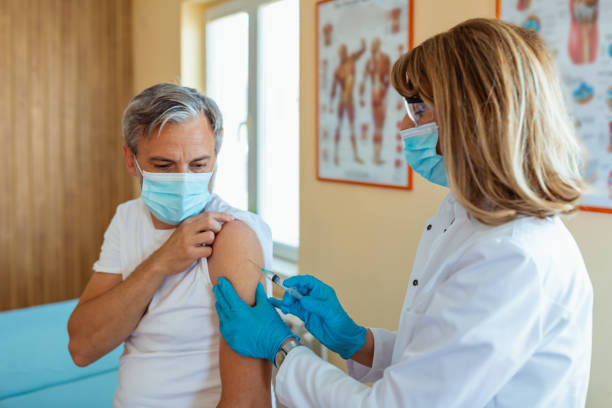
[402,98,415,123]
[404,100,430,126]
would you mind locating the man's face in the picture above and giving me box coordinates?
[124,114,216,184]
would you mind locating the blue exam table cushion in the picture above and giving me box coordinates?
[0,369,118,408]
[0,299,122,399]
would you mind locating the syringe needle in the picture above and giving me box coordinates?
[248,258,262,269]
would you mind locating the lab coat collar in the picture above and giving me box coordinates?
[439,192,468,225]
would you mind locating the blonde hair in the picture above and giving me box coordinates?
[392,18,584,225]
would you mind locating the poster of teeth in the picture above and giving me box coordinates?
[316,0,414,190]
[501,0,612,213]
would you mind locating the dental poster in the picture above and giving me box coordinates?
[501,0,612,213]
[316,0,413,190]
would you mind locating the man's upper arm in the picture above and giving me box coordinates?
[208,220,265,303]
[208,220,272,407]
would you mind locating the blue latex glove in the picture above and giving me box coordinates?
[213,277,298,364]
[269,275,366,360]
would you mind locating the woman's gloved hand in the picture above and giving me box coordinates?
[269,275,366,360]
[213,277,298,364]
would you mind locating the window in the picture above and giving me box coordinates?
[206,0,299,262]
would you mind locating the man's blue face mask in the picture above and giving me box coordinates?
[400,97,448,187]
[134,157,213,225]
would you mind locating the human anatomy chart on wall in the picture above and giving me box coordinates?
[501,0,612,213]
[316,0,413,190]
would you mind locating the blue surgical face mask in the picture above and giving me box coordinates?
[400,122,448,187]
[134,158,213,225]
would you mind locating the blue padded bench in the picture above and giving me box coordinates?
[0,299,122,407]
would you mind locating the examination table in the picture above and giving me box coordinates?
[0,299,122,407]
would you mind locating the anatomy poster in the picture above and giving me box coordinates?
[501,0,612,213]
[316,0,413,189]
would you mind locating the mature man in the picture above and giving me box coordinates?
[68,84,279,407]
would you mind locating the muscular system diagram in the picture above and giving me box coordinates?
[330,39,367,166]
[360,38,391,166]
[317,0,412,189]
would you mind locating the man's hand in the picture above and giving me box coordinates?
[68,211,235,366]
[150,212,235,276]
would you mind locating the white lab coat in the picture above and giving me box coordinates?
[275,194,592,408]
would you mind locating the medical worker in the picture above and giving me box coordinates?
[213,18,593,407]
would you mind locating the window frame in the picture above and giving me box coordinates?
[205,0,299,263]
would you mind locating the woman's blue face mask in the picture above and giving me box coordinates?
[134,157,213,225]
[400,98,448,187]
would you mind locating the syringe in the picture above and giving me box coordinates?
[249,260,303,299]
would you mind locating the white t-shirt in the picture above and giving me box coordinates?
[93,194,273,407]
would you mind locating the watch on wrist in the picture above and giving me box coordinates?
[274,338,301,368]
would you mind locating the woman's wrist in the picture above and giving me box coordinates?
[274,336,301,368]
[349,328,374,367]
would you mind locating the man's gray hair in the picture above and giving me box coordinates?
[122,83,223,155]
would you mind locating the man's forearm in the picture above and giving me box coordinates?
[68,257,167,366]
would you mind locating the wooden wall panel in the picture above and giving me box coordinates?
[0,0,11,310]
[0,0,136,311]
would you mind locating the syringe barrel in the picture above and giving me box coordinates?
[271,274,283,286]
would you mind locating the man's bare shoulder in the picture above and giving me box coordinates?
[213,220,260,254]
[208,220,264,305]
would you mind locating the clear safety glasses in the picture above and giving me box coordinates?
[403,96,433,127]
